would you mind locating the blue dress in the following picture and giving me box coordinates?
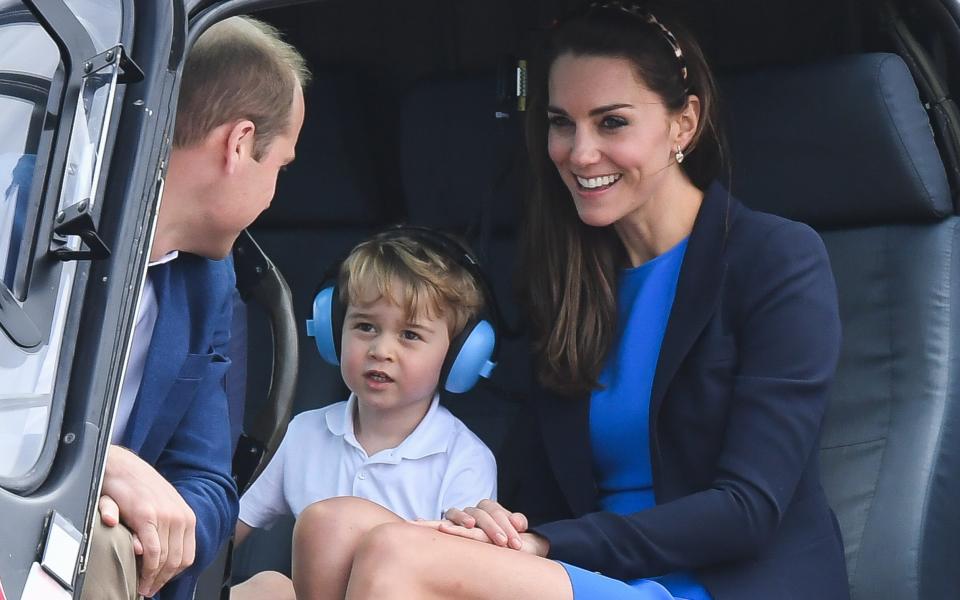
[559,238,712,600]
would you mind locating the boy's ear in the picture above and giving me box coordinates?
[223,119,256,174]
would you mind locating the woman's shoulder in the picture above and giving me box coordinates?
[725,200,830,272]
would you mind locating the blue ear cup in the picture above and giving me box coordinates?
[307,225,502,394]
[442,319,497,394]
[306,286,340,366]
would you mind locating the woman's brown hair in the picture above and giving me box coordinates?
[521,2,725,395]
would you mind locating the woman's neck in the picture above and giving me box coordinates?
[614,177,704,267]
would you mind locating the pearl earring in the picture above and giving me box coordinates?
[675,145,685,164]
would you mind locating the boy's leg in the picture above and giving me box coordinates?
[231,571,295,600]
[292,497,403,600]
[345,522,574,600]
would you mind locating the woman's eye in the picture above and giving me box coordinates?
[547,114,572,128]
[601,115,628,129]
[401,330,421,341]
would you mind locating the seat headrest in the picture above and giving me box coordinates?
[721,53,952,226]
[256,72,385,228]
[399,75,523,232]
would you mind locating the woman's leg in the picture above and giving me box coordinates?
[345,522,574,600]
[292,496,403,600]
[230,570,295,600]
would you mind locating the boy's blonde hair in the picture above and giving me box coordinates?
[339,232,485,338]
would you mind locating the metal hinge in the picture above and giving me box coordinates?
[82,44,144,84]
[51,199,111,261]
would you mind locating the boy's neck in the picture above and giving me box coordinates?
[352,395,434,456]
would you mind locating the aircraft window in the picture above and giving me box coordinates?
[0,105,37,290]
[63,0,122,52]
[0,3,71,485]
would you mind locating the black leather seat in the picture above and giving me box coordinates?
[722,53,959,598]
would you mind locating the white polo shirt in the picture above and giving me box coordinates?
[238,393,497,527]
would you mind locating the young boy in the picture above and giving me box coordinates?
[232,228,497,599]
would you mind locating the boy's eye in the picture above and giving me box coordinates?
[600,115,628,129]
[354,322,375,333]
[401,330,422,342]
[547,114,572,128]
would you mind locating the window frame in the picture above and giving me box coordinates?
[0,0,109,493]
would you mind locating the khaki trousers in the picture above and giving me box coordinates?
[79,511,140,600]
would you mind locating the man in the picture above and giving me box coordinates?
[81,16,308,600]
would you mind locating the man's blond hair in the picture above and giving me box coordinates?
[340,232,485,338]
[174,16,311,159]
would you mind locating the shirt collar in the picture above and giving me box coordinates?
[148,250,179,268]
[325,392,453,462]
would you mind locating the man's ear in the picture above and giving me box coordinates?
[675,94,701,152]
[224,119,256,174]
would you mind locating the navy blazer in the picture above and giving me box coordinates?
[120,254,239,600]
[500,183,850,599]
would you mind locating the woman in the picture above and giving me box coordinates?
[303,2,849,598]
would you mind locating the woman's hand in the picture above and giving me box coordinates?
[443,499,529,550]
[410,520,550,557]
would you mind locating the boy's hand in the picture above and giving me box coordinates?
[443,500,528,550]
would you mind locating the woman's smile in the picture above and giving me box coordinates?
[575,172,622,192]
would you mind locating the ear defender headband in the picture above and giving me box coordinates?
[306,226,501,394]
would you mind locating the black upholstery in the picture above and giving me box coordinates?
[398,73,529,453]
[723,54,952,227]
[723,53,960,598]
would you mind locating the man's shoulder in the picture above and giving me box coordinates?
[171,253,235,291]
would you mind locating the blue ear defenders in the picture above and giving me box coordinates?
[305,226,500,394]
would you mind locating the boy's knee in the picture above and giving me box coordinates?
[355,523,424,566]
[296,496,394,539]
[296,496,354,535]
[233,570,294,600]
[349,524,431,596]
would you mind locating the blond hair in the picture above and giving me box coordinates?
[340,232,485,338]
[174,16,311,159]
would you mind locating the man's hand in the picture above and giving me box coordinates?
[100,445,197,597]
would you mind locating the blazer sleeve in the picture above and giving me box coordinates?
[154,264,239,575]
[533,222,842,580]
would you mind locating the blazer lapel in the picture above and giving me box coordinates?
[122,263,188,452]
[536,388,596,516]
[650,183,735,432]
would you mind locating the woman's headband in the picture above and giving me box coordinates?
[557,1,689,84]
